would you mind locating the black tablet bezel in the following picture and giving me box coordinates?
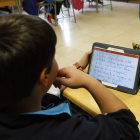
[88,42,140,94]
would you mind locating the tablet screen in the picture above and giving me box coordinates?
[89,47,139,89]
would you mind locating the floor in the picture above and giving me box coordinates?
[25,0,140,68]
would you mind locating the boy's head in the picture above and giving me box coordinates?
[0,14,57,108]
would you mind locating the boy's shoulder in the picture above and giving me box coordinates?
[0,99,138,140]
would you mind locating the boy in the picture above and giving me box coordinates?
[0,14,139,140]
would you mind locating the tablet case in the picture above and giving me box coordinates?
[88,42,140,94]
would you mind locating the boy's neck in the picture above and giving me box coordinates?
[4,92,43,113]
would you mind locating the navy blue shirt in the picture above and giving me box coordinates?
[0,93,139,140]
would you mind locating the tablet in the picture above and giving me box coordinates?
[88,42,140,94]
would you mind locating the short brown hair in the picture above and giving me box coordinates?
[0,14,56,108]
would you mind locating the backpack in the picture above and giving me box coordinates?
[73,0,83,11]
[22,0,38,16]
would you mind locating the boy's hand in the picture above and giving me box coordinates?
[55,64,128,114]
[55,67,89,89]
[54,51,92,90]
[78,51,92,69]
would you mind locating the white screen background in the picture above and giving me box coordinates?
[89,48,139,89]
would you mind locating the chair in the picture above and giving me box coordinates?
[82,0,112,13]
[59,0,76,23]
[38,0,76,26]
[38,1,58,25]
[15,0,22,13]
[94,0,112,13]
[0,0,22,14]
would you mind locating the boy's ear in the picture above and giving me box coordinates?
[39,68,48,87]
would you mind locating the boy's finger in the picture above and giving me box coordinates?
[55,77,69,86]
[56,67,68,77]
[57,66,73,77]
[85,51,92,56]
[87,51,92,55]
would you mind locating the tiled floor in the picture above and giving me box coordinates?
[26,0,140,68]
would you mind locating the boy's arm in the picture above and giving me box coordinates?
[84,74,128,114]
[55,67,128,114]
[59,51,92,91]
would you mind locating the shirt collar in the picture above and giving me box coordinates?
[24,101,72,116]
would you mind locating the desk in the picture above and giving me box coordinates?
[0,0,21,13]
[63,87,140,129]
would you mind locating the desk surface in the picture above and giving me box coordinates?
[63,87,140,129]
[0,0,21,7]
